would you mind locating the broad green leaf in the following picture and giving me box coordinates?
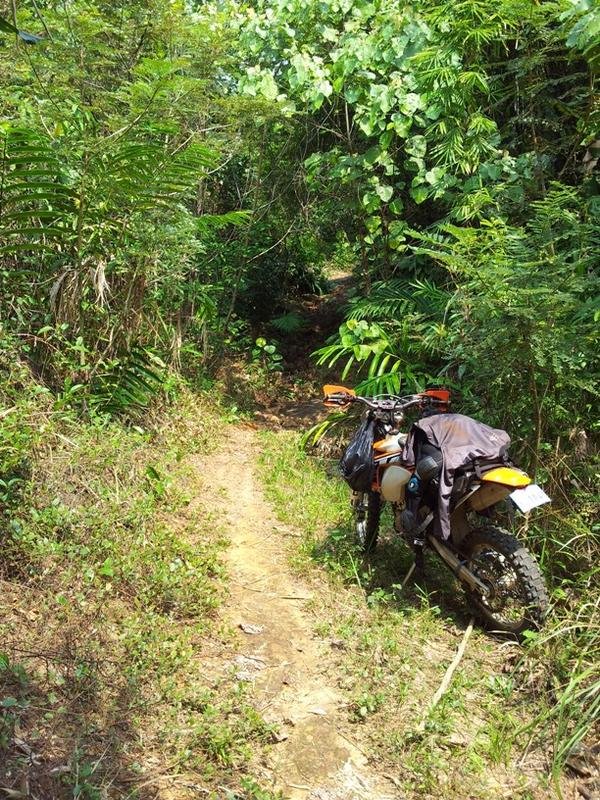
[410,185,429,204]
[405,135,427,158]
[260,72,279,101]
[99,558,115,578]
[361,191,380,212]
[318,79,333,98]
[390,114,412,137]
[425,167,446,185]
[375,184,393,203]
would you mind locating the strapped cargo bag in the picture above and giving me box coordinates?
[471,453,512,478]
[451,453,514,501]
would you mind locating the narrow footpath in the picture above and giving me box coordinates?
[198,427,398,800]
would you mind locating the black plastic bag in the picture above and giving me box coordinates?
[339,416,376,492]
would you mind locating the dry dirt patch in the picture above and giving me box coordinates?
[198,427,398,800]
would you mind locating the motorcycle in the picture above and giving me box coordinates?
[322,384,550,634]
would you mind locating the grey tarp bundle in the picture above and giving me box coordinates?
[402,413,511,540]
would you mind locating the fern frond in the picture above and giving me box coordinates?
[301,411,349,447]
[270,312,306,334]
[90,345,166,416]
[347,279,452,322]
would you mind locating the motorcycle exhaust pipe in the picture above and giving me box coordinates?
[427,535,489,596]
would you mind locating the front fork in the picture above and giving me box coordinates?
[352,491,367,542]
[352,491,366,519]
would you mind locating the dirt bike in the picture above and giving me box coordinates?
[322,384,550,634]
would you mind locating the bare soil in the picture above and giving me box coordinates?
[252,270,354,431]
[198,428,398,800]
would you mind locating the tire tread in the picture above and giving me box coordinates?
[462,525,549,633]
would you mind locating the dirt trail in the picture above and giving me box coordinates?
[200,427,397,800]
[253,270,353,431]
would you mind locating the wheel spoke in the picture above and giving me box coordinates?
[469,544,532,626]
[462,527,548,634]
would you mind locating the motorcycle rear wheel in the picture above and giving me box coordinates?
[355,491,381,554]
[461,526,548,634]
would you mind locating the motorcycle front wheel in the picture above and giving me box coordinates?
[355,491,381,554]
[461,526,549,635]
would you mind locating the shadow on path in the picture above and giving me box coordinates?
[312,521,477,633]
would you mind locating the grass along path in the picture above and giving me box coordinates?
[1,386,592,799]
[0,394,276,799]
[255,427,584,800]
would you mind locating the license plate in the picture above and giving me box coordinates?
[510,483,551,513]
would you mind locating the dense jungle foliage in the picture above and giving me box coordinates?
[0,0,598,427]
[0,0,598,796]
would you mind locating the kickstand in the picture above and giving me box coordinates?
[398,562,416,591]
[398,544,425,592]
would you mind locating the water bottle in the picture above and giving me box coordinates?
[407,474,421,495]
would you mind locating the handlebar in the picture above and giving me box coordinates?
[324,392,443,412]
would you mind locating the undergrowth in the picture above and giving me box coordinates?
[257,429,598,800]
[0,354,275,798]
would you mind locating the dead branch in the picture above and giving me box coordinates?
[417,616,475,732]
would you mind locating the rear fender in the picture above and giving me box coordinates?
[469,482,513,511]
[456,467,530,515]
[481,467,530,487]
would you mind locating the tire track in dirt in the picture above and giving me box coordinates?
[199,427,398,800]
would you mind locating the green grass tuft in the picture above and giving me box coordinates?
[255,427,594,800]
